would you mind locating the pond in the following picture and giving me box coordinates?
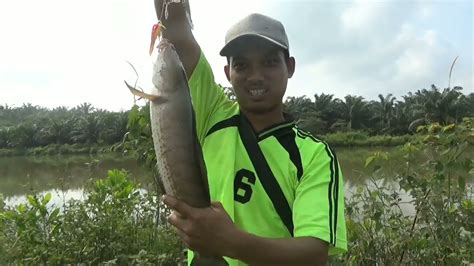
[0,154,153,207]
[1,147,472,214]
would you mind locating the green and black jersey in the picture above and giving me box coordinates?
[187,52,347,265]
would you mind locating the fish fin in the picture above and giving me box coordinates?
[124,81,161,102]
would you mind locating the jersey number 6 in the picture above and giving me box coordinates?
[234,169,256,204]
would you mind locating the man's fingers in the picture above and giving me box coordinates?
[168,210,187,230]
[162,195,193,217]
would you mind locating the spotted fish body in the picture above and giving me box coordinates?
[149,40,210,208]
[126,39,227,266]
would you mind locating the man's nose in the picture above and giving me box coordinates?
[247,66,264,82]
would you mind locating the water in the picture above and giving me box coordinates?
[0,154,154,207]
[1,147,472,215]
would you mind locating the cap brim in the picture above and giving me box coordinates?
[219,34,288,56]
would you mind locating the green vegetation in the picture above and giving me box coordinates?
[0,170,183,265]
[284,85,473,136]
[321,131,414,147]
[332,118,474,264]
[1,119,472,264]
[1,85,473,156]
[1,84,473,263]
[0,103,128,155]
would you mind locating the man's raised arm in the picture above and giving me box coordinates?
[154,0,200,78]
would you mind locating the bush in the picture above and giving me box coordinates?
[0,170,183,264]
[332,119,474,264]
[323,131,413,147]
[0,143,118,157]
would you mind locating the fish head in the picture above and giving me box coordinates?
[152,39,187,92]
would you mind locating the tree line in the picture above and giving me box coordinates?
[0,103,128,149]
[1,84,473,149]
[281,85,473,135]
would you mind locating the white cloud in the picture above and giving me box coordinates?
[341,0,381,31]
[0,0,472,111]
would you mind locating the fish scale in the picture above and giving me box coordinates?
[125,39,228,266]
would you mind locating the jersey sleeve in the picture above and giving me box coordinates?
[188,51,233,143]
[292,144,347,255]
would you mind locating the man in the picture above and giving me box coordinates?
[155,1,347,265]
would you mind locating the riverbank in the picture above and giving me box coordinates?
[0,132,417,157]
[322,132,414,147]
[0,143,118,157]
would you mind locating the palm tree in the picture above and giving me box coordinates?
[284,96,314,119]
[40,118,75,144]
[71,114,103,144]
[373,93,396,133]
[407,85,466,131]
[333,95,371,131]
[284,96,327,134]
[74,102,95,116]
[466,93,474,117]
[313,93,335,113]
[101,112,129,144]
[9,123,40,148]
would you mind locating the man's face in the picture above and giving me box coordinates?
[224,38,295,116]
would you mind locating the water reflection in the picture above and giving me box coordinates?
[0,154,153,198]
[5,188,85,209]
[1,147,472,215]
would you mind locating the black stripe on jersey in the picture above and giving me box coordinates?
[257,112,295,140]
[296,128,339,246]
[239,115,294,236]
[332,148,340,245]
[205,115,240,137]
[258,121,294,141]
[274,129,304,181]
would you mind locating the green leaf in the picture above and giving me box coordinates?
[428,123,442,134]
[416,125,426,133]
[42,192,52,206]
[442,124,456,133]
[365,156,375,168]
[448,205,457,214]
[423,135,439,143]
[17,203,26,213]
[51,224,59,235]
[27,195,38,207]
[39,205,47,217]
[49,208,60,221]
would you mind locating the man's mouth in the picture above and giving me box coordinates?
[248,88,267,97]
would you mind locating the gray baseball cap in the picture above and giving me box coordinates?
[220,13,289,56]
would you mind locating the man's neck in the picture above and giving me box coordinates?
[242,109,285,134]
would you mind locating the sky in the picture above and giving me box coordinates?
[0,0,472,111]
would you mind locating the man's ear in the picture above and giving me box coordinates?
[287,56,296,78]
[224,65,231,81]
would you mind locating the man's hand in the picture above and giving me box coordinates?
[163,195,329,265]
[154,0,188,23]
[152,0,199,79]
[162,195,240,257]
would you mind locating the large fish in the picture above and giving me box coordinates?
[124,38,228,266]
